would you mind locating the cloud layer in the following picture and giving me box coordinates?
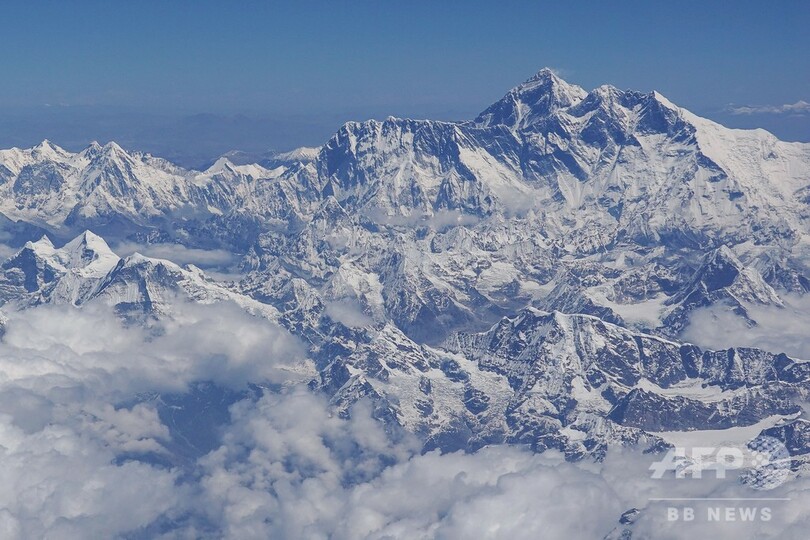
[728,100,810,115]
[682,294,810,360]
[0,300,808,538]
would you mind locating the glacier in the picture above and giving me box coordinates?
[0,68,809,538]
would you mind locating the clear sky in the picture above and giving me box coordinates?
[0,0,807,165]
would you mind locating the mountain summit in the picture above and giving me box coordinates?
[475,68,588,129]
[0,68,807,256]
[0,69,809,466]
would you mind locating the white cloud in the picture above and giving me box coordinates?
[338,449,623,540]
[324,298,375,328]
[0,300,808,538]
[728,100,810,115]
[0,300,309,538]
[79,402,170,454]
[192,389,626,539]
[681,294,810,360]
[114,241,238,269]
[0,413,187,540]
[194,391,810,539]
[0,301,309,394]
[0,243,19,264]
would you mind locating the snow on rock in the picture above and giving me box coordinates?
[0,68,809,461]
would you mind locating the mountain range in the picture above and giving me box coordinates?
[1,68,809,482]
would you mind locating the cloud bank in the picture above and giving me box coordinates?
[0,300,808,538]
[728,100,810,116]
[681,294,810,360]
[113,241,239,270]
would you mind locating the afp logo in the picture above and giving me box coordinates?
[649,435,792,490]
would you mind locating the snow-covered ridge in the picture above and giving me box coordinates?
[2,227,806,462]
[1,68,808,254]
[1,68,809,460]
[0,230,282,322]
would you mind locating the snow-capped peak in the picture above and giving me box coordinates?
[0,231,120,301]
[475,67,588,129]
[122,251,172,267]
[79,141,103,158]
[24,235,57,257]
[62,230,117,258]
[520,67,581,94]
[50,230,120,277]
[205,156,237,174]
[589,84,624,104]
[78,141,136,171]
[650,90,679,111]
[200,156,272,180]
[271,146,320,163]
[31,139,69,160]
[99,141,127,158]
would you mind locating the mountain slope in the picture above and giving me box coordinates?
[0,68,809,464]
[2,69,808,255]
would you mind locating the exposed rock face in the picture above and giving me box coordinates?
[1,69,810,462]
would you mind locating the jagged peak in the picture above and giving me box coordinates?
[519,68,576,90]
[475,67,587,129]
[62,230,116,256]
[5,235,60,273]
[665,244,783,308]
[591,84,623,100]
[650,90,678,110]
[23,235,56,254]
[2,231,119,278]
[83,141,137,170]
[472,69,697,140]
[101,141,126,155]
[570,84,628,116]
[337,116,451,133]
[121,252,181,272]
[270,146,320,163]
[80,140,102,154]
[205,156,236,174]
[682,245,746,294]
[498,307,564,335]
[706,244,743,267]
[519,306,553,319]
[312,195,350,223]
[79,229,103,242]
[36,230,119,276]
[31,139,69,159]
[123,252,151,265]
[473,307,682,353]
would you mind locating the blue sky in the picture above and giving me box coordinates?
[0,0,807,164]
